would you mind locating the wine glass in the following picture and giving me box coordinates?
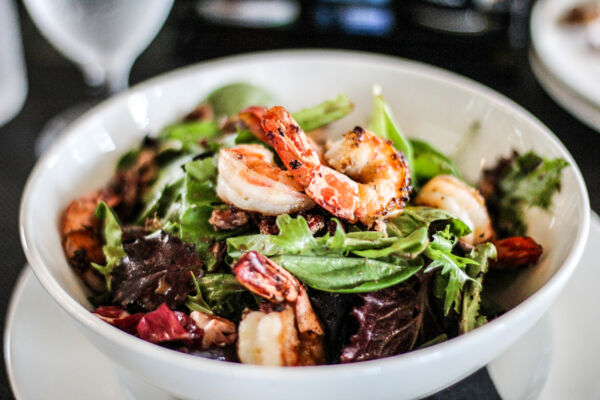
[23,0,174,155]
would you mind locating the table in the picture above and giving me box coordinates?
[1,1,597,399]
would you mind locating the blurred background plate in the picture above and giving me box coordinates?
[530,50,600,132]
[530,0,600,108]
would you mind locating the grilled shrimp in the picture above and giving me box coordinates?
[414,175,494,245]
[239,106,325,163]
[233,251,325,366]
[216,144,315,215]
[61,188,122,292]
[260,106,410,226]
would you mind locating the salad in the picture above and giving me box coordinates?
[60,83,568,366]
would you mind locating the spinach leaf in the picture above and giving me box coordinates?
[186,272,213,315]
[368,91,414,174]
[91,202,126,291]
[206,82,276,117]
[292,94,354,132]
[159,120,220,152]
[490,151,569,237]
[459,243,497,333]
[411,139,461,187]
[272,255,423,293]
[424,226,479,315]
[386,206,471,238]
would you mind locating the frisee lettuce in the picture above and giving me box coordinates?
[490,151,569,237]
[459,243,497,333]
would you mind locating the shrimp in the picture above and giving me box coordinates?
[61,188,122,292]
[233,251,325,366]
[239,106,325,163]
[216,144,315,215]
[414,175,494,245]
[260,106,410,226]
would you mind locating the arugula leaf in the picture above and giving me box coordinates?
[491,151,569,237]
[424,226,479,316]
[226,215,395,259]
[206,82,275,117]
[410,139,461,187]
[352,227,429,259]
[292,94,354,132]
[272,255,423,293]
[91,202,126,291]
[368,90,414,174]
[386,206,471,238]
[459,243,497,334]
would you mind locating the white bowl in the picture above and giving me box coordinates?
[20,50,590,400]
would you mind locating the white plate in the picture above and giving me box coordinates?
[531,0,600,108]
[530,50,600,132]
[6,215,600,399]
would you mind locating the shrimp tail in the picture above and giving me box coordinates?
[239,106,268,142]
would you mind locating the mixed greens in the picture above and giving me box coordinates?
[61,82,568,365]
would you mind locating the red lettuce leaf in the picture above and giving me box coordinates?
[93,306,143,335]
[112,232,203,312]
[136,303,202,343]
[341,275,428,363]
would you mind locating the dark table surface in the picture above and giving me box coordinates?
[1,1,598,399]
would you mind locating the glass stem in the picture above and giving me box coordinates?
[105,60,133,94]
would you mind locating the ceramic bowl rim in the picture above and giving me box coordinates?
[19,49,591,379]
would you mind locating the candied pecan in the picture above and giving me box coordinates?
[209,207,250,231]
[251,213,279,235]
[184,103,213,121]
[490,236,543,270]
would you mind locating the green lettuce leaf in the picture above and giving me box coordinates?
[386,206,471,238]
[492,151,569,237]
[186,272,213,314]
[459,243,497,334]
[91,202,126,291]
[186,273,253,320]
[272,255,423,293]
[206,82,275,117]
[410,139,461,187]
[424,226,479,316]
[159,120,220,153]
[226,214,395,259]
[292,94,354,132]
[368,90,414,174]
[352,227,429,259]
